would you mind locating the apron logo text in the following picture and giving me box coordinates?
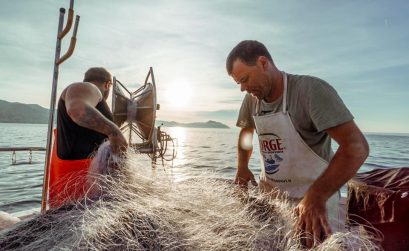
[261,139,284,152]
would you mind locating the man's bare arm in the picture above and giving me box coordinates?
[64,83,127,153]
[235,127,257,187]
[306,120,369,203]
[295,120,369,247]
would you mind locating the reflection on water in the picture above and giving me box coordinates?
[163,127,187,179]
[160,127,241,182]
[0,123,47,213]
[167,127,186,144]
[1,123,409,214]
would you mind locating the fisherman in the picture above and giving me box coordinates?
[226,40,369,247]
[49,67,127,208]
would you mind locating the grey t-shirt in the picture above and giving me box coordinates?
[236,73,354,161]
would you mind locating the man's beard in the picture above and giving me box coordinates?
[103,89,110,100]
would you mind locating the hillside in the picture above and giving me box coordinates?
[0,100,49,124]
[156,120,229,129]
[0,100,229,128]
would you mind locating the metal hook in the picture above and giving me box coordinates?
[57,15,80,65]
[58,0,74,39]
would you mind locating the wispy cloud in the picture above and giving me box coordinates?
[0,0,408,132]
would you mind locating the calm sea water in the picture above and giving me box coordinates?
[1,123,408,214]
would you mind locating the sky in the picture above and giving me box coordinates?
[0,0,408,133]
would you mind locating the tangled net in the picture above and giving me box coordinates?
[0,142,381,250]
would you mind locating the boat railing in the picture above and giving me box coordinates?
[0,147,46,164]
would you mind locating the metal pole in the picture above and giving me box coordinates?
[41,8,66,214]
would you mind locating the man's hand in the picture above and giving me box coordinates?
[108,129,128,155]
[293,195,331,248]
[234,168,258,189]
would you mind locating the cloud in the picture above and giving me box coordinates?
[1,0,408,132]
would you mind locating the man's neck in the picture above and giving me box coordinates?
[92,82,105,98]
[264,69,284,103]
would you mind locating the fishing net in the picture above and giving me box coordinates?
[0,142,381,250]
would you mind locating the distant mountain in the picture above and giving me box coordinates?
[0,100,229,128]
[0,100,49,124]
[156,120,229,129]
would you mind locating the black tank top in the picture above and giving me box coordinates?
[57,98,114,160]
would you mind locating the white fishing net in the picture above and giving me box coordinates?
[0,142,381,250]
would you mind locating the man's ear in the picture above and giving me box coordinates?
[257,56,269,71]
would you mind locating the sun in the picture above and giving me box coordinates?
[165,80,193,108]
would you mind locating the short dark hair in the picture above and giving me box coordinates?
[83,67,111,83]
[226,40,273,74]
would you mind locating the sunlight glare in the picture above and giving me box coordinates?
[168,126,186,144]
[166,80,193,108]
[240,130,253,150]
[166,127,187,172]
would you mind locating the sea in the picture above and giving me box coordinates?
[1,122,408,214]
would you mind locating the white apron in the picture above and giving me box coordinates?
[253,72,340,230]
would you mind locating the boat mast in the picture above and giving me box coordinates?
[41,0,80,214]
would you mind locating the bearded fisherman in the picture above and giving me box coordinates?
[49,67,127,208]
[226,40,369,248]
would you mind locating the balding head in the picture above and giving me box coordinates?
[83,67,112,84]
